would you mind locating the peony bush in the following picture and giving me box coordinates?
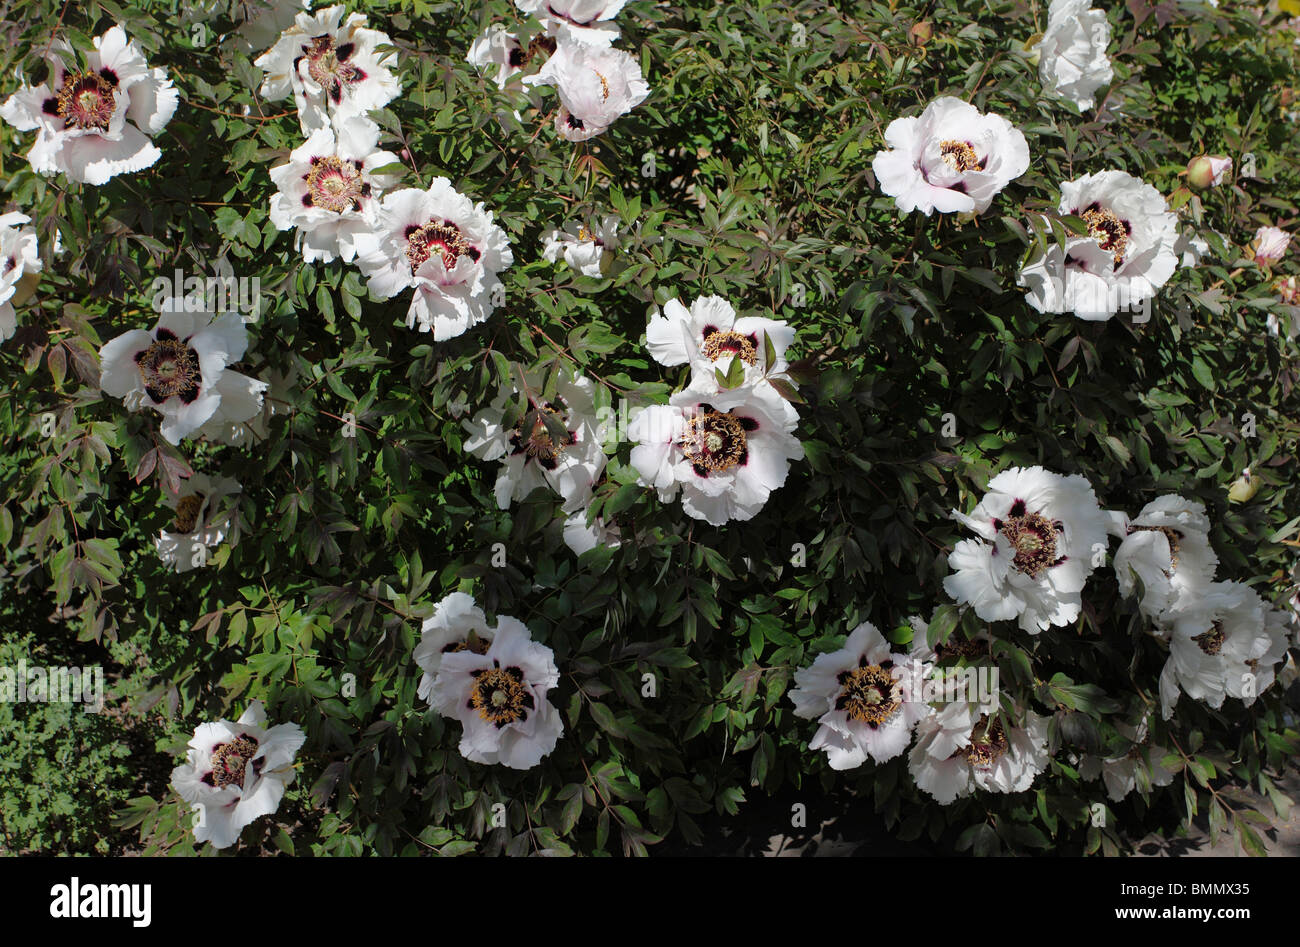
[1,0,1299,857]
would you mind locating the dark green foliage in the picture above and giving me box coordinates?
[0,0,1297,856]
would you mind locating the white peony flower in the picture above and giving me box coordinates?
[170,700,306,850]
[534,42,649,141]
[542,214,620,277]
[1158,581,1278,719]
[629,383,803,527]
[1078,717,1178,802]
[466,23,557,88]
[645,294,796,404]
[514,0,626,46]
[1033,0,1113,110]
[943,466,1109,634]
[1018,170,1179,320]
[155,472,242,574]
[790,621,931,770]
[1113,495,1219,624]
[255,4,400,134]
[462,367,607,513]
[98,310,266,445]
[0,26,178,185]
[907,615,995,670]
[234,0,312,54]
[357,179,513,338]
[413,592,493,704]
[429,614,564,769]
[871,96,1030,216]
[516,0,627,46]
[908,709,1051,803]
[0,212,42,342]
[195,361,296,447]
[907,617,998,704]
[1250,225,1291,266]
[562,509,622,555]
[905,615,1002,749]
[268,117,400,263]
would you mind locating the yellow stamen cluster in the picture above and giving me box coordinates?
[305,156,367,213]
[1193,621,1225,656]
[701,330,758,366]
[173,494,204,534]
[470,667,530,726]
[1081,205,1129,266]
[680,410,747,473]
[55,71,117,131]
[939,140,983,172]
[406,221,470,273]
[960,716,1009,768]
[209,734,259,790]
[836,664,902,726]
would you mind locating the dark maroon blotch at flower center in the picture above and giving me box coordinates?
[700,325,759,366]
[202,733,260,790]
[301,35,368,104]
[302,155,369,213]
[679,405,756,477]
[468,661,534,728]
[835,659,901,729]
[1193,621,1225,656]
[956,715,1008,768]
[405,219,478,274]
[509,34,558,69]
[134,328,202,405]
[939,139,984,173]
[51,70,118,131]
[992,498,1066,579]
[1077,202,1133,267]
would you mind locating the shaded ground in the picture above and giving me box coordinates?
[1131,765,1300,858]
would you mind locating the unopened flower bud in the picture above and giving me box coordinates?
[1187,155,1231,189]
[1227,468,1259,504]
[1022,32,1044,67]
